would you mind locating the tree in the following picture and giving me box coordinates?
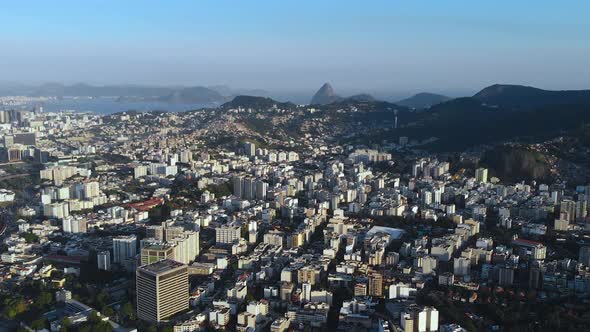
[121,301,136,320]
[96,291,110,308]
[59,317,72,332]
[93,321,113,332]
[102,305,115,317]
[36,290,53,308]
[3,298,26,319]
[88,310,101,324]
[160,326,174,332]
[31,318,47,330]
[244,293,256,303]
[21,232,39,244]
[79,325,91,332]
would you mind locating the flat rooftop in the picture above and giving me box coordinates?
[138,259,186,274]
[366,226,405,240]
[142,243,173,250]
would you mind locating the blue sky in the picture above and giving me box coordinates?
[1,1,589,96]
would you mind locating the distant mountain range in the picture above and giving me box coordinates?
[0,82,271,105]
[158,87,226,104]
[3,81,590,116]
[395,92,451,109]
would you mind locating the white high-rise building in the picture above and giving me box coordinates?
[216,225,241,245]
[475,168,488,183]
[97,251,111,271]
[84,181,100,199]
[302,282,312,303]
[170,231,200,264]
[401,306,439,332]
[113,235,138,264]
[45,202,70,219]
[180,150,192,163]
[244,142,256,157]
[255,181,268,200]
[418,307,439,332]
[134,165,148,179]
[62,217,87,233]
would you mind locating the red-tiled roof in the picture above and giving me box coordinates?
[126,197,164,211]
[512,238,543,247]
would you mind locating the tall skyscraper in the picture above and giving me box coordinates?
[136,259,189,322]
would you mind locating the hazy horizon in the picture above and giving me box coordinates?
[2,1,590,96]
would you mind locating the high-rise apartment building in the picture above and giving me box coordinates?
[401,306,439,332]
[244,142,256,157]
[62,217,86,233]
[475,168,488,183]
[113,235,138,264]
[216,225,241,245]
[134,165,148,179]
[97,251,111,271]
[136,259,189,322]
[141,244,175,265]
[368,271,383,297]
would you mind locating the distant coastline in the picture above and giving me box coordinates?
[2,96,214,115]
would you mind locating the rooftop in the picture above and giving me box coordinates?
[138,259,186,275]
[366,226,405,240]
[512,238,544,248]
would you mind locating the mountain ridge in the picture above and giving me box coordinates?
[396,92,451,109]
[473,84,590,110]
[221,95,295,110]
